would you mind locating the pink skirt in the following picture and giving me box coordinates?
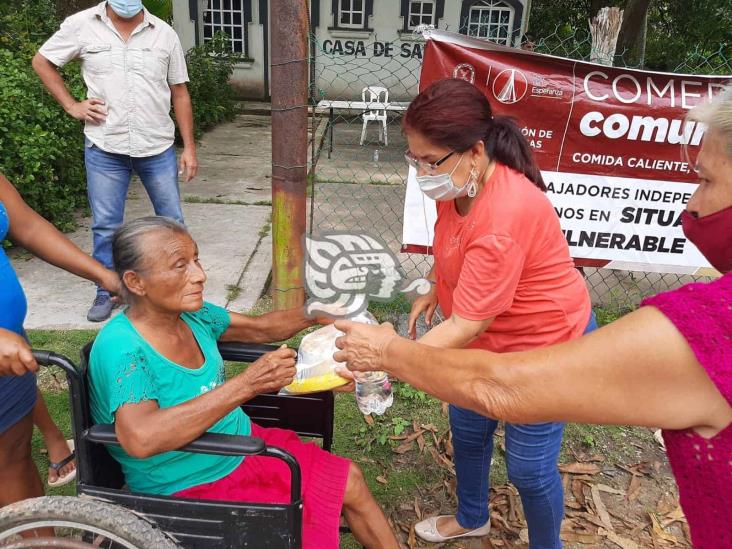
[173,423,350,549]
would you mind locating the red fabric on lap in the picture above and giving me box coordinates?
[174,422,350,549]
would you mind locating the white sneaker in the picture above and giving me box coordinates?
[414,515,491,542]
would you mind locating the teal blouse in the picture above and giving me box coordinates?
[89,302,251,495]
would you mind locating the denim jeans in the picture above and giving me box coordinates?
[450,312,599,549]
[85,140,184,295]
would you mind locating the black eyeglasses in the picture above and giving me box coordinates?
[404,149,456,174]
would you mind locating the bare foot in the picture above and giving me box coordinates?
[435,516,472,537]
[46,437,75,484]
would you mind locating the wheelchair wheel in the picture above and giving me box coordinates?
[0,496,179,549]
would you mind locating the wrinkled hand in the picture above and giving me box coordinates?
[179,147,198,183]
[407,285,437,339]
[0,328,38,376]
[67,98,107,124]
[239,345,296,395]
[333,320,397,373]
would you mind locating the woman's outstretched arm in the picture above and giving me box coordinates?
[335,307,731,438]
[0,173,119,293]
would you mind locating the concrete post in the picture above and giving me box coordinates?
[270,0,309,310]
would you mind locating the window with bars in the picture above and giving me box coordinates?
[338,0,366,29]
[202,0,248,55]
[466,1,514,45]
[407,1,435,29]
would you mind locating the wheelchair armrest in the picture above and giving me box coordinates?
[85,424,302,502]
[85,424,266,456]
[217,342,284,363]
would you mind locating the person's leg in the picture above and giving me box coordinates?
[0,413,42,506]
[341,462,399,549]
[0,413,54,537]
[133,146,184,224]
[505,421,566,549]
[85,141,132,319]
[31,389,74,483]
[451,405,496,530]
[419,405,496,538]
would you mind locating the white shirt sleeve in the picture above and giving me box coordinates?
[38,16,81,68]
[167,34,189,85]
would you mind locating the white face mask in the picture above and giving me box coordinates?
[415,154,475,201]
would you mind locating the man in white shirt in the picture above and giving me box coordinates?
[33,0,198,321]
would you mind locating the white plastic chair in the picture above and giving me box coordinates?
[360,86,389,146]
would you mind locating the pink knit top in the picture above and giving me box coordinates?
[642,273,732,548]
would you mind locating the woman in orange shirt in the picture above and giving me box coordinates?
[402,78,593,547]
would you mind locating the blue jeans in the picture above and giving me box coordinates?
[450,312,598,549]
[85,140,184,295]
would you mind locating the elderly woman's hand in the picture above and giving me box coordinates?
[333,320,398,373]
[239,345,297,395]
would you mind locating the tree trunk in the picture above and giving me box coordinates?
[589,7,624,66]
[615,0,651,67]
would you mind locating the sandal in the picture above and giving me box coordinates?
[47,439,76,488]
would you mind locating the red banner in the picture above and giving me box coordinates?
[403,30,729,274]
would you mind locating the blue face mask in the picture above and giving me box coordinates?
[108,0,143,19]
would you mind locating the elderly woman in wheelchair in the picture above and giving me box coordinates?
[87,216,399,549]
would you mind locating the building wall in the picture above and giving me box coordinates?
[172,0,529,100]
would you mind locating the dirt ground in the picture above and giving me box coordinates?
[373,418,689,548]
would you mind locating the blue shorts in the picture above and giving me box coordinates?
[0,371,36,434]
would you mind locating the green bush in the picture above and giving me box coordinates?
[182,31,240,139]
[0,0,87,230]
[1,1,239,230]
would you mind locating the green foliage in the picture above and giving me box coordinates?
[0,0,88,230]
[142,0,173,21]
[0,2,239,230]
[527,0,732,74]
[182,31,241,140]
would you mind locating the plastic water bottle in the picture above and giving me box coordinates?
[373,149,380,163]
[354,371,393,415]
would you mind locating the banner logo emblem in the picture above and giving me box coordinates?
[492,68,529,104]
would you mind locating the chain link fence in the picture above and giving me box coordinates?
[306,28,724,310]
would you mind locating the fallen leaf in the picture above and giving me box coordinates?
[599,528,640,549]
[364,414,374,425]
[407,525,416,548]
[627,475,641,502]
[649,513,678,544]
[559,463,601,475]
[656,493,677,516]
[393,441,414,454]
[596,484,625,496]
[416,433,425,452]
[376,475,388,485]
[413,496,422,520]
[571,479,587,507]
[561,532,603,544]
[591,484,614,532]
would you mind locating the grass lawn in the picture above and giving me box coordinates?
[25,303,685,548]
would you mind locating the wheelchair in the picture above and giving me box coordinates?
[0,342,337,548]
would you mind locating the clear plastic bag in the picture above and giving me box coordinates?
[281,310,377,395]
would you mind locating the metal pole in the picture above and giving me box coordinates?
[270,0,309,310]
